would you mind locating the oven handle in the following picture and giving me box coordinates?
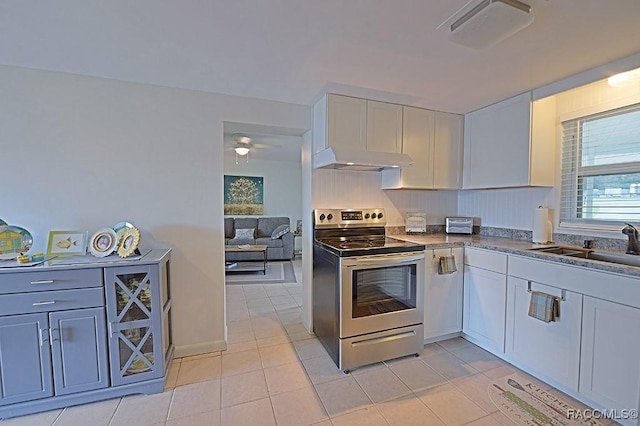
[342,252,425,268]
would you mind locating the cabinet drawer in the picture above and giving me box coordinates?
[0,288,104,315]
[464,247,507,274]
[0,269,103,294]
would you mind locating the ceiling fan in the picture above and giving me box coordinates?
[226,133,284,163]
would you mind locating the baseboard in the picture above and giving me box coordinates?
[173,339,227,358]
[423,331,462,345]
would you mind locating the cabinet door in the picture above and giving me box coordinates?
[50,308,109,395]
[505,277,582,391]
[105,265,162,386]
[463,265,507,353]
[463,92,532,189]
[366,100,403,153]
[0,313,53,405]
[327,94,367,151]
[424,248,463,339]
[580,296,640,414]
[401,106,434,187]
[433,112,463,189]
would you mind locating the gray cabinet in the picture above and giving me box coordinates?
[0,313,53,405]
[51,308,109,396]
[0,249,172,419]
[0,291,108,406]
[105,265,166,386]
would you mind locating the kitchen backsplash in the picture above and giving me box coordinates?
[388,225,628,252]
[386,225,444,235]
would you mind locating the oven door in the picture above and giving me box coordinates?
[340,251,425,338]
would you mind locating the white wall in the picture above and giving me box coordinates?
[0,64,311,357]
[312,168,458,225]
[224,156,302,227]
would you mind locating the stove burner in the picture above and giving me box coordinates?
[338,239,383,249]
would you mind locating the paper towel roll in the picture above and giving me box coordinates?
[532,207,551,243]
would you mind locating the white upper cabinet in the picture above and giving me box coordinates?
[381,107,463,189]
[462,92,555,189]
[366,100,403,153]
[313,94,402,154]
[314,94,366,154]
[383,106,434,188]
[434,111,464,189]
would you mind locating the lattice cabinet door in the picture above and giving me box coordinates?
[104,265,163,386]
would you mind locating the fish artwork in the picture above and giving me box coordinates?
[56,237,78,250]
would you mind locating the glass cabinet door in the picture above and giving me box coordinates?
[105,265,162,386]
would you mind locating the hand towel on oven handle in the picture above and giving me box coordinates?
[438,255,457,275]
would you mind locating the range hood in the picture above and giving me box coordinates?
[313,147,414,171]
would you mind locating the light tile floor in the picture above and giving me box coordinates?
[1,259,599,425]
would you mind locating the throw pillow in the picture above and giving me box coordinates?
[271,224,290,239]
[234,228,255,240]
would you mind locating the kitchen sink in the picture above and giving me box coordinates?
[529,245,640,267]
[564,251,640,267]
[529,246,587,256]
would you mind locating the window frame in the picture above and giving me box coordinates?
[560,103,640,230]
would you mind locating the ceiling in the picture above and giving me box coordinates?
[1,1,640,115]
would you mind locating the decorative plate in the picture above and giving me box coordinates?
[89,228,118,258]
[117,227,141,258]
[113,221,135,239]
[0,225,33,260]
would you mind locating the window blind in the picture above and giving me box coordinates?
[560,103,640,227]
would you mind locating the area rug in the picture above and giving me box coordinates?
[488,374,607,426]
[225,261,297,285]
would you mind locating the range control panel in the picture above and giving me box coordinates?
[314,208,386,229]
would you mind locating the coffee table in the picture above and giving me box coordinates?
[224,244,268,274]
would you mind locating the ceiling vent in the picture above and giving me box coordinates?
[448,0,534,49]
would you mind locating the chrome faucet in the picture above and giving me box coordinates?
[622,223,639,255]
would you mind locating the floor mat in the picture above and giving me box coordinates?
[225,261,297,285]
[488,374,608,426]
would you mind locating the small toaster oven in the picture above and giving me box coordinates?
[445,217,473,234]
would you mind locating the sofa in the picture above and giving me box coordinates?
[224,216,294,261]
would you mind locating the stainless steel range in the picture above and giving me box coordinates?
[312,208,426,372]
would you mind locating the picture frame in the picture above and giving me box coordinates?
[46,230,89,256]
[296,220,302,234]
[89,228,118,258]
[117,227,141,258]
[224,175,264,215]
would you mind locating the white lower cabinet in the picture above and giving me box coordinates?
[424,247,463,340]
[580,296,640,422]
[462,248,507,353]
[505,277,582,391]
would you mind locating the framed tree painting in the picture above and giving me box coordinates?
[224,175,264,215]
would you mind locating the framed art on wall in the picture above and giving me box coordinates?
[224,175,264,215]
[46,230,88,256]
